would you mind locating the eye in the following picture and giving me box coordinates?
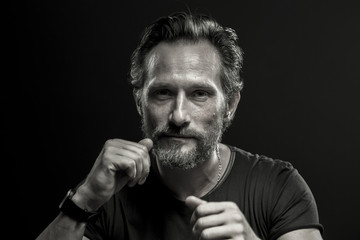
[153,89,172,100]
[192,90,209,101]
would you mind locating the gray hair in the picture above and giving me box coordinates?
[129,11,244,102]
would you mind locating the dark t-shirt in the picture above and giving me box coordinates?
[85,146,323,240]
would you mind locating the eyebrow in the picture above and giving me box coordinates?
[147,81,217,90]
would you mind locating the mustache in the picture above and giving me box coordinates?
[151,124,205,141]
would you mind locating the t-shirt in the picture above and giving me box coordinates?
[85,146,323,240]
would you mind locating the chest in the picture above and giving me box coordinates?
[123,193,193,240]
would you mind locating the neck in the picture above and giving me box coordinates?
[153,143,230,201]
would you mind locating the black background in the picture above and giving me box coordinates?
[10,0,359,239]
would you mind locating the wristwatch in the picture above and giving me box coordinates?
[59,189,100,223]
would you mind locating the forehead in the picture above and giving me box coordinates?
[145,40,222,87]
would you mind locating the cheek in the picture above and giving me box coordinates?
[209,112,222,125]
[193,109,221,129]
[203,99,225,119]
[143,105,169,128]
[204,103,226,127]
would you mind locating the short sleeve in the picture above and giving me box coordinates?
[84,207,107,240]
[267,163,323,240]
[84,195,126,240]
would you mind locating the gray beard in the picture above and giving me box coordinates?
[152,133,217,170]
[142,118,223,170]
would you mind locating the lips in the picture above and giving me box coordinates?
[160,134,196,142]
[163,134,194,138]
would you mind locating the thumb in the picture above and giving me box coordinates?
[138,138,153,151]
[185,195,207,211]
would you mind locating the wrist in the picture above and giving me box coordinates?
[59,189,100,223]
[72,185,103,212]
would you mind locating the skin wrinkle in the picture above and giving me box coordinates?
[144,40,220,81]
[34,12,322,240]
[142,41,223,108]
[140,40,227,170]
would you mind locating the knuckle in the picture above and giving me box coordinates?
[133,152,141,161]
[104,139,114,147]
[194,209,201,219]
[232,212,243,222]
[102,150,112,161]
[196,204,206,215]
[129,160,136,169]
[234,223,244,233]
[200,229,210,239]
[128,151,140,163]
[140,148,149,159]
[228,201,238,209]
[134,149,146,160]
[103,143,115,155]
[144,167,150,174]
[139,152,147,161]
[139,144,148,152]
[196,218,204,228]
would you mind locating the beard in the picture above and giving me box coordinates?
[141,114,224,170]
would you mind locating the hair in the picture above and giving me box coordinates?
[129,11,244,102]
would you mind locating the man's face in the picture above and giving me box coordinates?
[140,40,227,170]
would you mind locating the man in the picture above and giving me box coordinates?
[36,12,323,240]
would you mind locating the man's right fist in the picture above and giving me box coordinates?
[72,138,153,212]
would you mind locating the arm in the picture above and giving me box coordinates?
[36,213,87,240]
[185,196,261,240]
[277,228,323,240]
[185,196,323,240]
[35,138,153,240]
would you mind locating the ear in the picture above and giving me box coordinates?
[224,91,241,122]
[133,90,142,116]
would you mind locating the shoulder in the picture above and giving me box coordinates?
[228,145,295,177]
[226,145,312,208]
[225,146,323,238]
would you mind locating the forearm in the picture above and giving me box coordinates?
[35,213,86,240]
[35,185,103,240]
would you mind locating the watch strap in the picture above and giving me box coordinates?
[59,189,100,223]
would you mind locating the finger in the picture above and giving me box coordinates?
[190,201,239,227]
[119,138,152,183]
[193,213,226,233]
[137,138,153,184]
[194,201,238,217]
[186,196,208,227]
[138,138,153,151]
[128,139,153,186]
[105,154,137,179]
[103,145,138,178]
[106,139,151,156]
[106,139,152,186]
[107,146,140,161]
[127,157,143,187]
[185,195,207,211]
[193,210,244,237]
[199,224,244,240]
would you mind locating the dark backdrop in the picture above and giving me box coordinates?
[10,0,359,239]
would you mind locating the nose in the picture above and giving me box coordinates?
[169,91,190,127]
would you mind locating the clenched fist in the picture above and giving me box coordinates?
[185,196,260,240]
[72,138,153,211]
